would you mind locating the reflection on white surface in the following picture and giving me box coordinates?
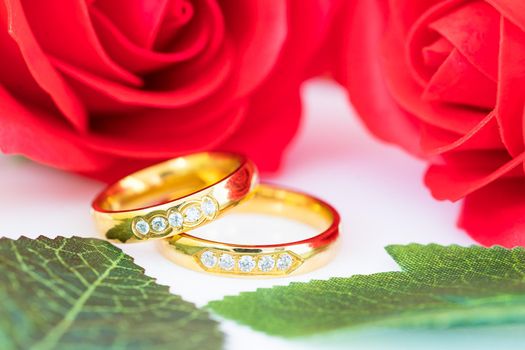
[222,321,525,350]
[0,79,510,350]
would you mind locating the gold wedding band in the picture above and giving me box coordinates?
[159,184,340,277]
[92,152,258,243]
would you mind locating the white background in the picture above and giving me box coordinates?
[1,79,522,349]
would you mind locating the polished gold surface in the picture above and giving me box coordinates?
[160,184,341,278]
[92,152,258,243]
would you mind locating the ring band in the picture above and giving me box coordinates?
[159,184,340,277]
[92,152,258,243]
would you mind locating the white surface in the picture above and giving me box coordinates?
[0,79,522,349]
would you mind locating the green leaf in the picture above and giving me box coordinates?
[208,244,525,337]
[0,236,223,350]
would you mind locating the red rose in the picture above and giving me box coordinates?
[333,0,525,247]
[0,0,336,182]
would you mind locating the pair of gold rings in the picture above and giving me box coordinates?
[92,152,340,277]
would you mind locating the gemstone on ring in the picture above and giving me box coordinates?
[277,253,293,271]
[258,255,275,272]
[200,251,217,268]
[238,256,256,273]
[151,216,168,232]
[134,219,150,236]
[201,196,218,217]
[184,206,202,224]
[218,254,235,271]
[168,211,184,228]
[192,249,303,275]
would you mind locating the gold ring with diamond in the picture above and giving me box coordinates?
[159,184,340,277]
[91,152,258,243]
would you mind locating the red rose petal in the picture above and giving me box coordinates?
[383,27,486,135]
[81,86,300,180]
[90,6,211,74]
[429,1,499,80]
[459,179,525,247]
[223,0,336,171]
[220,0,336,170]
[220,1,288,98]
[81,80,299,180]
[420,111,502,154]
[91,0,172,49]
[422,37,454,69]
[405,0,465,86]
[338,0,423,155]
[3,0,88,131]
[51,41,232,109]
[307,0,347,77]
[425,150,525,200]
[422,48,496,109]
[81,0,331,162]
[495,18,525,156]
[0,85,110,172]
[486,0,525,31]
[19,0,141,86]
[0,0,335,183]
[153,0,195,50]
[84,104,248,158]
[283,0,337,72]
[388,0,452,38]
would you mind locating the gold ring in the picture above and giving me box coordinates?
[91,152,258,243]
[159,184,340,277]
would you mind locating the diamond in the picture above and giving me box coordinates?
[201,197,218,217]
[168,211,183,228]
[238,256,256,273]
[134,219,149,235]
[151,216,168,232]
[184,206,202,224]
[277,253,293,271]
[200,251,217,268]
[218,254,235,271]
[258,255,275,272]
